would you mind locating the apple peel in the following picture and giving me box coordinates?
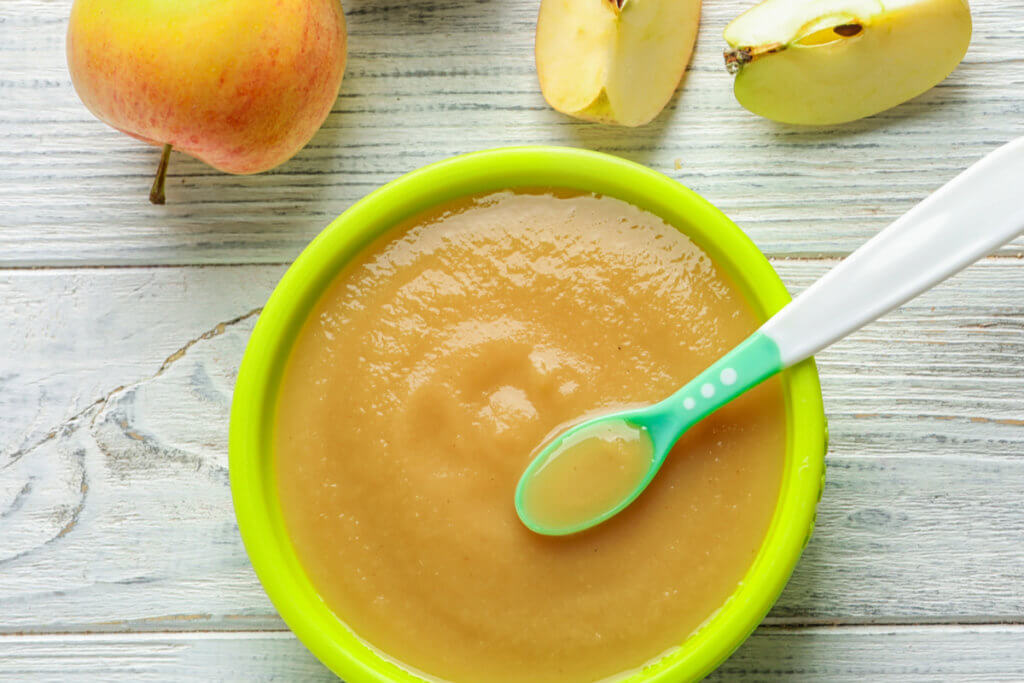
[723,0,972,125]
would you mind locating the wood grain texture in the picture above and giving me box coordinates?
[3,0,1024,676]
[0,265,287,465]
[2,626,1023,681]
[1,0,1022,266]
[1,260,1021,634]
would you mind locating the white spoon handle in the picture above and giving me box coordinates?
[761,138,1024,367]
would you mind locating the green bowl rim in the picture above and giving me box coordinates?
[229,145,826,683]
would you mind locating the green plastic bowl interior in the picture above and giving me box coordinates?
[229,146,826,683]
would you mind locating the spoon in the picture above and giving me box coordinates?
[515,137,1024,536]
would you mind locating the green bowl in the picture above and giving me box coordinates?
[230,146,827,683]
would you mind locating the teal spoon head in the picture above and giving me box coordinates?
[515,333,784,535]
[514,412,662,536]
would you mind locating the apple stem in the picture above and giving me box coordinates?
[149,143,172,205]
[724,42,784,74]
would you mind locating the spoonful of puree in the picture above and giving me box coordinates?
[516,137,1024,536]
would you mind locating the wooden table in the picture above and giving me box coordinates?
[3,0,1022,679]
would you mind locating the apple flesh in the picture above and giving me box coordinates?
[723,0,972,125]
[67,0,347,202]
[536,0,701,127]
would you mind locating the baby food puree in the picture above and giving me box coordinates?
[519,419,655,532]
[275,191,786,683]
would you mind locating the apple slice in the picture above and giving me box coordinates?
[723,0,972,125]
[536,0,702,127]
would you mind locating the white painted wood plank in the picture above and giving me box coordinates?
[2,0,1022,265]
[710,625,1024,681]
[0,259,1021,632]
[6,259,1018,474]
[5,436,1022,631]
[1,626,1023,681]
[0,265,288,465]
[0,632,331,682]
[784,259,1024,460]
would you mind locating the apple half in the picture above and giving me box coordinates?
[536,0,702,126]
[723,0,972,125]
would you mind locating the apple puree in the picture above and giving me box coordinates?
[519,420,655,532]
[274,191,786,683]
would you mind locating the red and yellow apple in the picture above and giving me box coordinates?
[67,0,347,203]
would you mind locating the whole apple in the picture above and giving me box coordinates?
[67,0,347,203]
